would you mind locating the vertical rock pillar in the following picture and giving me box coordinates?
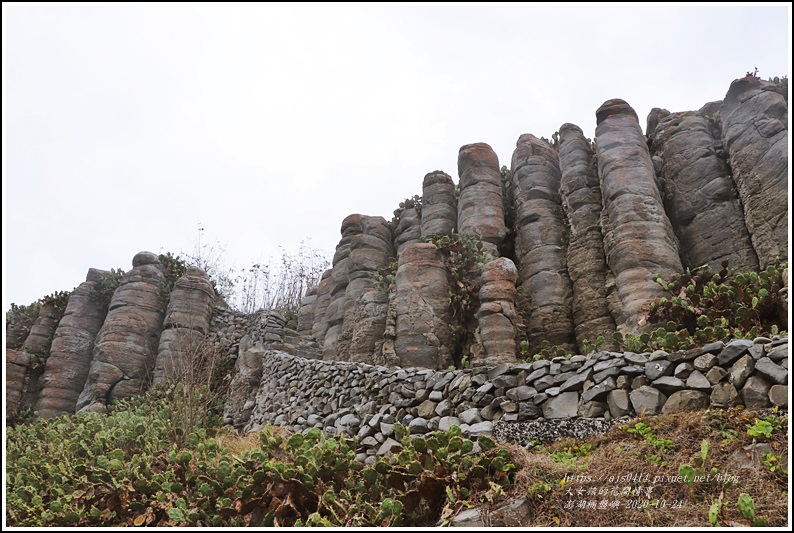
[595,99,683,331]
[477,258,519,364]
[457,143,507,256]
[558,124,618,350]
[393,243,454,369]
[511,134,576,351]
[77,252,166,413]
[649,109,759,272]
[152,266,215,385]
[720,76,788,266]
[421,171,457,237]
[36,268,112,418]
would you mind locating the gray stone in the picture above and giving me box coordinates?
[718,339,753,366]
[616,375,631,389]
[380,422,394,437]
[649,350,669,361]
[607,389,631,417]
[429,390,444,402]
[459,408,482,425]
[376,438,402,456]
[710,382,739,408]
[740,376,771,409]
[506,385,537,401]
[593,358,625,373]
[766,344,788,362]
[728,443,788,471]
[620,365,645,376]
[728,355,755,389]
[534,375,555,392]
[694,353,718,372]
[434,399,452,417]
[545,386,561,397]
[526,367,549,383]
[408,417,430,434]
[338,413,361,427]
[748,344,765,360]
[492,374,517,389]
[624,352,649,365]
[631,375,649,389]
[674,362,694,379]
[468,421,493,436]
[754,357,788,385]
[662,390,709,414]
[705,366,728,385]
[488,363,512,380]
[593,366,622,383]
[629,386,667,415]
[768,385,788,407]
[700,341,725,354]
[417,400,438,419]
[518,401,542,421]
[651,376,686,395]
[450,508,484,527]
[438,416,462,431]
[542,392,579,419]
[645,360,673,381]
[582,377,616,402]
[560,368,593,392]
[685,370,713,392]
[578,401,606,418]
[753,337,772,344]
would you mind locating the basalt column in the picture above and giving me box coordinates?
[296,286,318,337]
[76,252,166,413]
[720,76,788,266]
[310,270,333,344]
[322,215,364,360]
[558,124,618,350]
[457,143,507,256]
[421,171,457,237]
[595,99,683,331]
[511,134,576,351]
[337,216,394,363]
[648,109,759,272]
[477,257,519,364]
[36,269,112,419]
[393,243,454,370]
[393,205,422,255]
[10,299,64,414]
[152,266,215,385]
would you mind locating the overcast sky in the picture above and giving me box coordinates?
[3,3,791,311]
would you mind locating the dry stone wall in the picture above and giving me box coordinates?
[230,336,788,454]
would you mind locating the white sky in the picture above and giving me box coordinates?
[2,3,792,310]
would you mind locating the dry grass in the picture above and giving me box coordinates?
[487,408,789,527]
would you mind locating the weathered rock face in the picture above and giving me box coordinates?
[720,76,788,266]
[36,269,112,419]
[6,350,32,419]
[558,124,618,351]
[393,243,454,369]
[457,143,507,254]
[595,99,683,331]
[393,207,422,255]
[511,134,576,351]
[77,252,166,413]
[421,171,457,237]
[337,216,394,362]
[649,110,759,272]
[21,302,61,358]
[310,270,333,344]
[477,258,519,364]
[153,266,215,385]
[296,286,317,336]
[322,215,364,361]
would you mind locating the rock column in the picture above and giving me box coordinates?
[457,143,507,255]
[477,258,519,364]
[421,171,457,237]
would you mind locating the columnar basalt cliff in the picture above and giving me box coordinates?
[6,76,789,434]
[37,269,112,419]
[595,99,684,331]
[152,266,215,385]
[77,252,166,413]
[720,77,788,266]
[648,108,759,272]
[511,133,576,352]
[558,124,619,350]
[457,143,508,256]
